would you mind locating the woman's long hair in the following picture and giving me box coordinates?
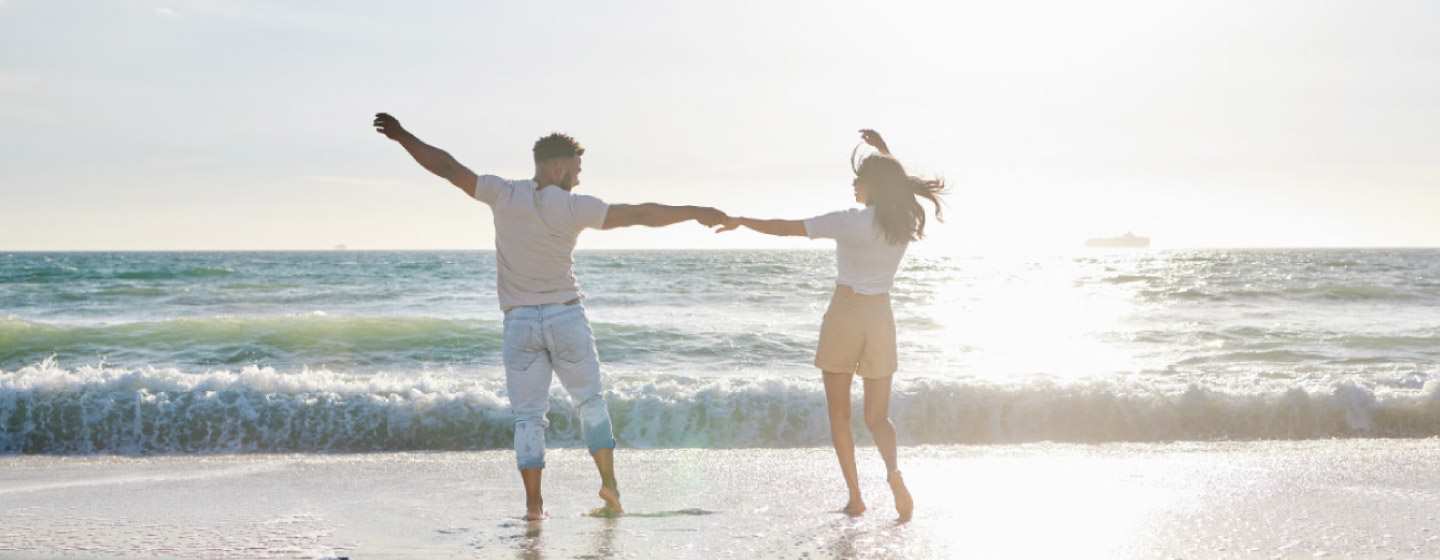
[852,153,946,245]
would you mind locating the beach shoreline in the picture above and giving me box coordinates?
[3,440,1439,559]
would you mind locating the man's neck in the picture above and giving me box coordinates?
[532,175,572,191]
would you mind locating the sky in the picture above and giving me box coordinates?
[2,0,1438,251]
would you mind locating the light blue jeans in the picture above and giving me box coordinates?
[503,302,616,470]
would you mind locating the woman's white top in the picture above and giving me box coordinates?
[803,207,909,295]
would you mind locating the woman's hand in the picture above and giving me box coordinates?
[859,129,890,155]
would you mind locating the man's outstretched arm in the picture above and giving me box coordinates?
[373,112,479,198]
[601,204,727,230]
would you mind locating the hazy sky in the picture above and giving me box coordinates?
[3,0,1438,251]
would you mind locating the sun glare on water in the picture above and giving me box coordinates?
[914,253,1147,383]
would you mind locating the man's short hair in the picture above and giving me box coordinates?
[532,132,585,162]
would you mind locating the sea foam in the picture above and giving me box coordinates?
[3,360,1438,454]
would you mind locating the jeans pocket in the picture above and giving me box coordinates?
[549,312,598,366]
[502,320,541,372]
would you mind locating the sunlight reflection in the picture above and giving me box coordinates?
[920,255,1147,383]
[915,451,1180,558]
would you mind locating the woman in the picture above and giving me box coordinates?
[715,129,944,522]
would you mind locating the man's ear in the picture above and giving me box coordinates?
[534,160,555,181]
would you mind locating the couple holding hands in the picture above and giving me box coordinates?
[373,113,944,522]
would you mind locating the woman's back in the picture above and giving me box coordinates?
[803,207,908,295]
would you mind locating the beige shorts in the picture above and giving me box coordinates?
[815,285,897,379]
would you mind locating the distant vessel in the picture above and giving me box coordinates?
[1085,233,1150,248]
[333,244,348,251]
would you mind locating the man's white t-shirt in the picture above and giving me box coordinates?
[473,175,609,309]
[803,207,908,294]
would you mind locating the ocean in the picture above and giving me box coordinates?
[2,249,1439,454]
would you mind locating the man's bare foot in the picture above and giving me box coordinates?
[888,470,914,522]
[840,497,866,517]
[597,485,624,516]
[525,498,546,521]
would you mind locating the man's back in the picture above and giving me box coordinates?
[375,113,727,520]
[474,175,609,309]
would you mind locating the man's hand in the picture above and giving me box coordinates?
[373,112,478,197]
[693,207,728,227]
[859,128,891,155]
[713,218,742,233]
[374,113,411,141]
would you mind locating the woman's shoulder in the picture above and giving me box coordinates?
[816,206,869,219]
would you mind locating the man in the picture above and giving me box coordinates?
[373,113,724,520]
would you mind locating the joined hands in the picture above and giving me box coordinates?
[713,218,742,233]
[693,207,729,228]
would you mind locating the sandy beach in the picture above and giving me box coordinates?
[2,440,1438,559]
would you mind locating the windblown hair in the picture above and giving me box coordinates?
[853,154,946,245]
[532,132,585,162]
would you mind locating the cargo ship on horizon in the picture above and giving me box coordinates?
[1085,232,1150,248]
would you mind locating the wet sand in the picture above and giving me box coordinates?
[3,441,1439,559]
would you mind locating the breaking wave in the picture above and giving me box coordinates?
[3,361,1438,454]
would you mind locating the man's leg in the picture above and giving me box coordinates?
[504,313,554,520]
[519,468,544,520]
[547,306,621,515]
[590,447,620,515]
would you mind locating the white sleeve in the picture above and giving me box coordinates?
[571,194,610,231]
[472,175,508,205]
[803,209,859,240]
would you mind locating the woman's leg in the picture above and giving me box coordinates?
[861,376,898,472]
[863,375,913,521]
[823,370,865,515]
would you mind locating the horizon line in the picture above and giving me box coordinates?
[4,245,1440,253]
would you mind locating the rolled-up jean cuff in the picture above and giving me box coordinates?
[516,459,545,470]
[588,440,617,454]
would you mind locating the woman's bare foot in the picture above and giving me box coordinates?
[840,496,867,517]
[888,470,914,522]
[597,485,624,517]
